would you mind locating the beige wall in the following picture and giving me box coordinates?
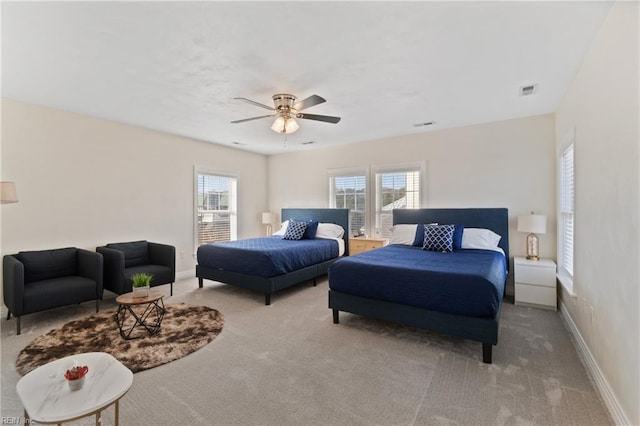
[555,1,639,424]
[0,99,269,279]
[269,113,557,279]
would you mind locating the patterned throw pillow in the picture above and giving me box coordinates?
[283,220,308,240]
[423,224,455,253]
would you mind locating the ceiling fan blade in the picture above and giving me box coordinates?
[292,95,326,111]
[234,97,275,111]
[231,114,274,124]
[295,113,341,124]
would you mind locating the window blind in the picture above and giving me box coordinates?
[375,170,421,238]
[196,173,237,246]
[560,144,574,276]
[330,174,366,237]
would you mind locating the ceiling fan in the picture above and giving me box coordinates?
[231,94,341,134]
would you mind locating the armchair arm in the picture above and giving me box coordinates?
[148,242,176,281]
[3,255,25,316]
[96,246,125,294]
[78,249,104,299]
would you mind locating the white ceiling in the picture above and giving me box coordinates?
[2,1,613,155]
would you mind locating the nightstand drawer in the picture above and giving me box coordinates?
[515,283,557,309]
[516,264,556,287]
[349,238,388,255]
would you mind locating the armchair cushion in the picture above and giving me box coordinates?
[17,248,78,284]
[105,241,150,268]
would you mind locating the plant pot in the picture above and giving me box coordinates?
[133,286,149,298]
[67,376,85,391]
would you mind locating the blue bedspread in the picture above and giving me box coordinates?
[329,245,506,318]
[197,236,340,278]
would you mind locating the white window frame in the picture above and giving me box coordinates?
[558,136,575,295]
[327,166,369,237]
[370,161,427,238]
[194,167,238,251]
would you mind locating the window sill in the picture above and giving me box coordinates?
[557,271,575,297]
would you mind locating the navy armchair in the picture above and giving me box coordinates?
[3,247,103,335]
[97,240,175,296]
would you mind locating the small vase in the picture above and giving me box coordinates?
[133,286,149,298]
[67,376,85,391]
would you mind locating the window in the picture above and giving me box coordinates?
[195,170,237,247]
[559,143,574,281]
[374,168,421,238]
[329,170,367,237]
[328,163,424,238]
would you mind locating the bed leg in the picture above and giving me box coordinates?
[482,343,492,364]
[265,294,271,305]
[313,277,317,287]
[332,309,339,324]
[198,277,203,288]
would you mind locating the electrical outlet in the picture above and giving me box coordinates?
[590,306,595,324]
[180,251,185,260]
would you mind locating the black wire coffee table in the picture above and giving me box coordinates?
[114,290,166,340]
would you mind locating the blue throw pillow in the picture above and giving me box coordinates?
[303,220,319,239]
[423,224,454,253]
[283,220,308,240]
[452,223,464,250]
[413,223,439,246]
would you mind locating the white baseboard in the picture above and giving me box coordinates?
[559,301,631,425]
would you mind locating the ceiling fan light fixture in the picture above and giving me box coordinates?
[271,116,285,133]
[271,115,299,134]
[285,117,299,133]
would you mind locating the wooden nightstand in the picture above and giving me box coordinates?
[349,238,388,256]
[514,257,557,310]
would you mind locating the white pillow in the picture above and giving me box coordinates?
[389,224,418,245]
[273,220,289,236]
[316,223,345,239]
[461,228,501,249]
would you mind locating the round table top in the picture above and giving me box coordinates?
[16,352,133,423]
[115,289,165,305]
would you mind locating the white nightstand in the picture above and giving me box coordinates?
[514,257,557,310]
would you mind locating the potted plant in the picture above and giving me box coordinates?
[64,365,89,391]
[131,272,153,297]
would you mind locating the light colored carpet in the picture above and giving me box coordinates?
[1,276,612,425]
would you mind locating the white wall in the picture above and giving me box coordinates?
[0,99,269,280]
[268,113,557,275]
[555,2,639,424]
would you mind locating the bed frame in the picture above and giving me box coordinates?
[197,208,350,305]
[328,208,509,363]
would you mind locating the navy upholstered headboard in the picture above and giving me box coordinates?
[281,208,351,255]
[393,208,509,260]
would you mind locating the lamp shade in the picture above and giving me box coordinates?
[517,214,546,234]
[262,212,274,224]
[271,116,285,133]
[0,181,18,204]
[284,118,299,133]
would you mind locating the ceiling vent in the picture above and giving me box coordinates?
[520,84,537,96]
[301,141,315,145]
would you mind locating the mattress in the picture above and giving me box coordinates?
[328,245,507,318]
[197,236,340,278]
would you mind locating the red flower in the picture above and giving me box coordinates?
[64,365,88,380]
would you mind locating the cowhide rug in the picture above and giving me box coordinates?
[16,303,224,375]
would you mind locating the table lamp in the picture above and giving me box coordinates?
[262,212,274,236]
[517,212,546,261]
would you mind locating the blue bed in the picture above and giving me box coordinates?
[328,208,509,363]
[197,208,350,305]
